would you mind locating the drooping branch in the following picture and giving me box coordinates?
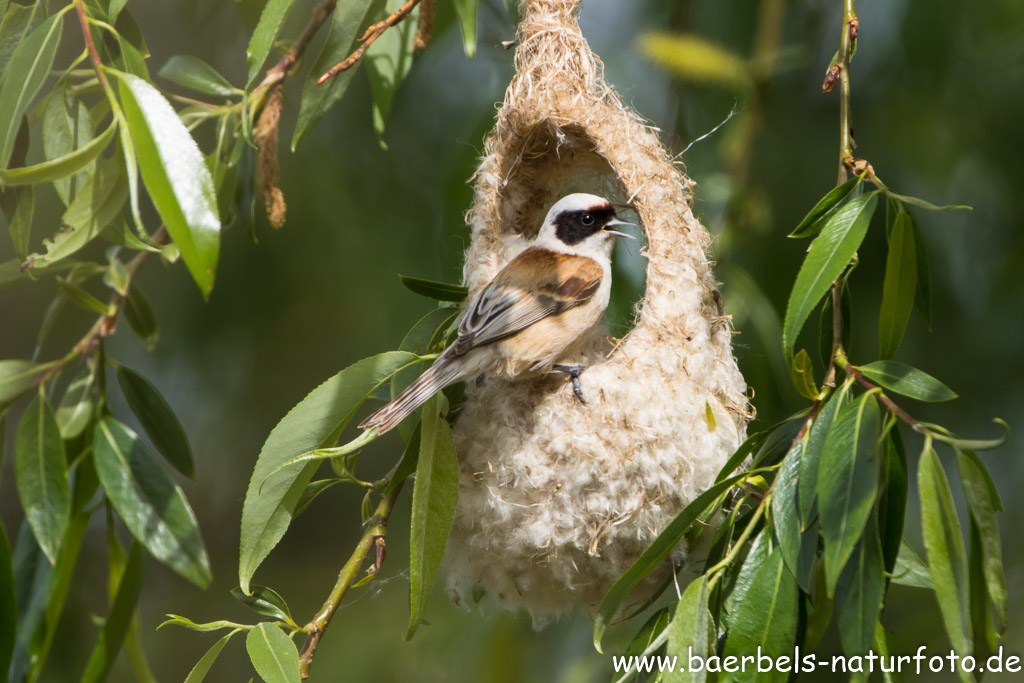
[259,0,339,88]
[317,0,423,84]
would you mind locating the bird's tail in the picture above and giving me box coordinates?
[358,356,463,435]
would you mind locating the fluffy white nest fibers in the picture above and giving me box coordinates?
[445,0,751,619]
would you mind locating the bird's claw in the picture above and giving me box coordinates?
[553,364,588,405]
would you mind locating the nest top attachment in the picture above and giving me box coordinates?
[447,0,750,617]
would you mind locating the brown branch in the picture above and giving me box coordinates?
[317,0,423,85]
[835,0,857,183]
[259,0,339,88]
[75,0,112,96]
[836,355,925,432]
[298,483,403,679]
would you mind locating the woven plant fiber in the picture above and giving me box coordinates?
[446,0,750,618]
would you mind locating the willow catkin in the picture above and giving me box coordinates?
[444,0,751,620]
[255,82,286,230]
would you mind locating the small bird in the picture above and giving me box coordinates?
[359,193,633,435]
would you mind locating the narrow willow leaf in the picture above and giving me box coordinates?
[293,478,343,518]
[93,417,211,587]
[0,359,43,406]
[639,32,752,91]
[836,522,885,656]
[956,448,1007,633]
[798,390,844,528]
[919,445,972,660]
[116,365,195,478]
[891,539,932,589]
[0,522,15,680]
[968,519,997,665]
[160,615,250,633]
[885,190,970,212]
[857,360,956,402]
[123,286,158,350]
[818,392,881,592]
[0,123,114,187]
[0,2,44,84]
[665,577,713,683]
[34,157,128,267]
[398,275,468,303]
[116,72,221,297]
[613,608,670,683]
[245,623,300,683]
[109,0,129,22]
[14,394,69,565]
[452,0,478,58]
[406,394,458,640]
[230,585,294,626]
[55,365,96,439]
[239,351,419,593]
[56,277,108,314]
[594,471,750,651]
[772,443,815,591]
[384,422,420,494]
[102,218,162,253]
[789,176,862,238]
[783,192,877,362]
[715,418,791,484]
[159,55,241,97]
[246,0,299,85]
[789,348,818,399]
[6,182,32,259]
[80,542,145,683]
[878,428,908,575]
[184,629,241,683]
[365,0,417,147]
[292,0,382,149]
[878,211,917,359]
[909,212,932,330]
[0,11,63,168]
[723,529,770,628]
[721,547,798,683]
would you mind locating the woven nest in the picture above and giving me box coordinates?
[446,0,750,619]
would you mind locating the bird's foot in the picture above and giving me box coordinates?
[553,364,588,405]
[475,373,486,387]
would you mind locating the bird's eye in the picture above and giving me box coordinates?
[581,213,594,226]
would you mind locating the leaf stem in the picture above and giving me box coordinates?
[74,0,114,100]
[298,483,403,679]
[317,0,424,84]
[706,499,768,586]
[834,353,924,432]
[836,0,857,183]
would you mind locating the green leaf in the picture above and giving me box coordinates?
[639,32,752,91]
[93,417,211,587]
[115,71,221,297]
[968,519,997,662]
[909,211,932,330]
[878,428,908,575]
[835,521,885,656]
[14,393,70,565]
[614,607,670,683]
[857,360,956,402]
[5,183,31,259]
[292,478,343,518]
[798,390,845,528]
[80,541,145,683]
[789,348,818,399]
[123,286,159,350]
[398,275,468,303]
[0,359,43,407]
[0,11,63,169]
[0,1,44,84]
[160,615,251,633]
[0,522,16,681]
[878,211,917,359]
[185,629,242,683]
[245,623,300,683]
[818,392,881,592]
[771,442,815,592]
[885,190,971,212]
[33,157,129,267]
[365,0,418,147]
[292,0,382,149]
[956,448,1007,633]
[406,394,458,639]
[722,529,770,628]
[890,539,932,589]
[239,351,419,593]
[782,192,877,362]
[102,218,162,253]
[721,546,798,683]
[919,444,973,665]
[789,176,862,238]
[452,0,478,59]
[55,365,96,439]
[665,577,714,683]
[0,123,114,188]
[594,471,749,651]
[159,55,241,97]
[109,0,129,23]
[230,585,295,626]
[57,277,109,314]
[246,0,299,86]
[116,365,196,478]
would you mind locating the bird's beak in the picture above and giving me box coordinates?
[604,217,635,239]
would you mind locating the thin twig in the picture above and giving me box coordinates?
[317,0,423,84]
[75,0,112,97]
[835,354,925,432]
[835,0,857,183]
[259,0,339,89]
[298,483,403,679]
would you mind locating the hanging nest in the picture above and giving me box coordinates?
[446,0,751,618]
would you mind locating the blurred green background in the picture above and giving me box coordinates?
[1,0,1022,680]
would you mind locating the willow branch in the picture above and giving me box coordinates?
[317,0,423,84]
[835,354,925,432]
[258,0,339,89]
[74,0,112,97]
[298,483,404,679]
[835,0,857,183]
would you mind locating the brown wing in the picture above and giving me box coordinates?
[450,247,603,356]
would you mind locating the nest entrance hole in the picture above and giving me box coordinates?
[495,121,647,336]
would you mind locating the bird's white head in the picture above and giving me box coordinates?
[535,193,633,257]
